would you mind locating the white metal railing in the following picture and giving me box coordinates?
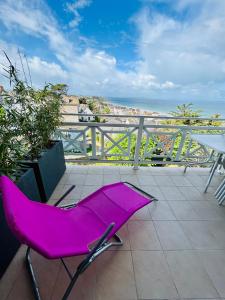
[55,113,225,167]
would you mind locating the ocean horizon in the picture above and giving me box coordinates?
[108,97,225,118]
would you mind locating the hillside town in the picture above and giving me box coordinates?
[61,94,161,125]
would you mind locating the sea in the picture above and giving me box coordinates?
[108,97,225,118]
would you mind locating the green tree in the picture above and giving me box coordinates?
[50,83,68,94]
[169,103,202,125]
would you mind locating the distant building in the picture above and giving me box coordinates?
[60,104,79,123]
[62,95,79,105]
[78,104,95,122]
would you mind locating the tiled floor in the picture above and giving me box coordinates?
[1,165,225,300]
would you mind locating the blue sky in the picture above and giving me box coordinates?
[0,0,225,102]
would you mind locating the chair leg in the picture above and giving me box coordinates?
[184,164,188,173]
[62,233,123,300]
[25,233,123,300]
[25,248,41,300]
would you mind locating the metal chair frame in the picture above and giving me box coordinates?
[25,182,157,300]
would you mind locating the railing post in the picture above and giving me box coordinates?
[133,116,144,170]
[91,127,97,159]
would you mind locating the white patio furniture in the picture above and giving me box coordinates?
[190,134,225,193]
[215,158,225,205]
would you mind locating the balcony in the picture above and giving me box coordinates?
[1,165,225,300]
[56,113,225,168]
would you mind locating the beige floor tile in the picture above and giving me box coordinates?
[128,221,161,250]
[95,251,137,300]
[185,174,206,187]
[160,186,186,200]
[4,166,225,300]
[185,167,211,175]
[120,175,139,186]
[189,201,225,221]
[0,246,26,300]
[49,184,67,202]
[30,252,61,299]
[166,250,219,299]
[149,201,176,220]
[88,167,104,174]
[154,175,175,186]
[168,201,200,220]
[136,167,153,175]
[198,250,225,298]
[170,175,193,187]
[81,185,102,198]
[148,167,169,175]
[131,205,151,220]
[103,166,120,174]
[103,174,121,185]
[201,174,224,187]
[136,175,158,186]
[65,174,87,185]
[51,256,97,300]
[178,186,206,201]
[4,251,60,300]
[69,165,89,174]
[132,250,178,299]
[85,174,103,186]
[119,167,138,175]
[6,265,34,300]
[140,186,165,200]
[109,224,130,251]
[180,221,225,249]
[62,185,84,202]
[58,173,70,185]
[154,221,192,250]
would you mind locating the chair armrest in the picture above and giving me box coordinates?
[54,185,76,207]
[123,181,158,201]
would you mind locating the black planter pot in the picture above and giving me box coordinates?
[24,140,66,202]
[0,168,41,278]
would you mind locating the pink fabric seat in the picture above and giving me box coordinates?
[0,176,152,259]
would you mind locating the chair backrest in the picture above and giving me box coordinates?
[0,176,62,247]
[0,176,35,242]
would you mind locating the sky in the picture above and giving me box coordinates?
[0,0,225,102]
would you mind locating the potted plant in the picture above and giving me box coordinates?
[15,82,66,202]
[0,103,41,278]
[1,56,66,202]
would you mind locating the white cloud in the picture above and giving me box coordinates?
[132,1,225,100]
[1,0,224,101]
[66,0,92,28]
[0,40,69,88]
[0,0,169,97]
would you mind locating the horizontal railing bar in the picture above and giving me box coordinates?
[64,158,212,165]
[60,122,225,131]
[62,112,225,121]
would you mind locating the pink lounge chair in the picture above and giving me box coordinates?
[0,175,157,300]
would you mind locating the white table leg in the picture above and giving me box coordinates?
[204,153,223,193]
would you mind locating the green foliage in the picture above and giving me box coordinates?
[50,83,68,94]
[2,82,63,160]
[167,103,222,126]
[0,104,24,177]
[105,133,156,165]
[104,102,223,166]
[0,56,63,176]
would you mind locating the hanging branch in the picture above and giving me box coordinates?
[2,50,19,85]
[24,54,32,87]
[18,48,28,85]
